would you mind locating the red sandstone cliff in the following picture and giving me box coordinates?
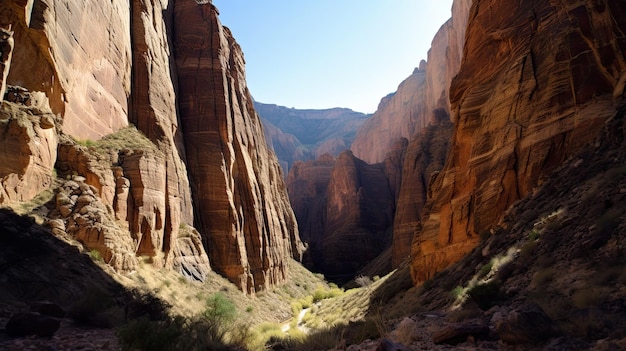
[287,145,405,278]
[410,0,626,282]
[0,0,302,292]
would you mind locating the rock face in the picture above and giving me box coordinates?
[383,0,472,267]
[351,67,427,164]
[288,147,404,278]
[392,111,453,267]
[0,100,57,205]
[0,27,13,99]
[0,0,302,292]
[410,0,626,282]
[1,0,132,140]
[174,1,303,293]
[255,102,369,172]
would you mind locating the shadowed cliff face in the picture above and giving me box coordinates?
[174,1,303,293]
[0,0,302,293]
[383,0,473,268]
[288,145,405,280]
[410,0,626,282]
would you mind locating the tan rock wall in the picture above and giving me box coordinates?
[351,68,426,164]
[174,1,302,293]
[0,0,132,140]
[410,0,626,282]
[0,102,57,205]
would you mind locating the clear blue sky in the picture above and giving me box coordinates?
[212,1,453,113]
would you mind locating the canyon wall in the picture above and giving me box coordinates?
[391,0,472,267]
[410,0,626,282]
[174,1,303,293]
[350,66,426,164]
[287,144,405,279]
[0,0,302,293]
[255,102,369,172]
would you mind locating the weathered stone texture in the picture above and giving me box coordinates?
[390,0,472,267]
[410,0,626,282]
[288,148,403,278]
[351,68,427,164]
[174,1,303,293]
[0,101,57,205]
[0,0,132,140]
[0,27,13,100]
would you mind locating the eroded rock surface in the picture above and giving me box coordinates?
[0,101,57,205]
[288,147,404,278]
[351,67,426,165]
[410,0,626,282]
[174,1,303,293]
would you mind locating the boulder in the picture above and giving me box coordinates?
[5,312,60,337]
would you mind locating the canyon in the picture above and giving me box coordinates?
[0,0,625,349]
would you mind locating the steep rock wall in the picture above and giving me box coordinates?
[129,0,194,264]
[0,0,132,140]
[351,67,426,164]
[287,147,404,278]
[390,0,472,267]
[0,0,302,292]
[174,1,303,293]
[410,0,626,282]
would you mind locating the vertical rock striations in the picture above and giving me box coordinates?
[410,0,626,282]
[287,146,405,279]
[351,67,427,164]
[129,0,194,269]
[0,0,302,292]
[388,0,472,267]
[174,1,303,293]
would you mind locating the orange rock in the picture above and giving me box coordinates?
[410,0,626,283]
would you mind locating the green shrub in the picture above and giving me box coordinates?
[467,281,500,310]
[202,293,236,341]
[88,249,103,262]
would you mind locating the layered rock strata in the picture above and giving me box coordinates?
[174,1,303,293]
[392,111,453,267]
[0,0,301,292]
[410,0,626,282]
[0,99,57,205]
[351,67,427,164]
[288,147,405,278]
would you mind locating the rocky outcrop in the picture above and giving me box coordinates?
[410,0,626,282]
[0,27,13,99]
[0,99,57,205]
[174,1,303,293]
[256,102,369,172]
[351,67,427,164]
[48,176,138,272]
[288,147,404,279]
